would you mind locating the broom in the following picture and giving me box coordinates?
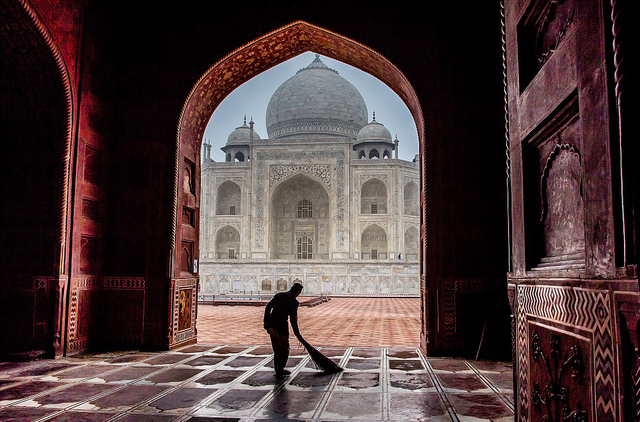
[298,336,343,374]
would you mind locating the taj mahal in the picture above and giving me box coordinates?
[199,55,420,296]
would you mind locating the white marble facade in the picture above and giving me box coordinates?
[200,55,419,296]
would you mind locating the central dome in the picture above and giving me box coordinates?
[266,55,368,139]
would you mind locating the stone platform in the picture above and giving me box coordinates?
[0,344,513,421]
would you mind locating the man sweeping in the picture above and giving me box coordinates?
[263,282,304,377]
[263,282,342,377]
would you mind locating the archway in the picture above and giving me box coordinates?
[174,21,425,350]
[361,224,388,260]
[216,181,242,216]
[361,178,388,214]
[0,0,73,357]
[270,173,330,260]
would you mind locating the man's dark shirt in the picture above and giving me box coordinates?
[264,291,300,336]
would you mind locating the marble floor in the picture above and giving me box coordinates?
[0,344,513,421]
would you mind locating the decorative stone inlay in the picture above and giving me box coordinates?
[360,173,388,186]
[269,164,331,188]
[216,177,243,188]
[360,220,389,232]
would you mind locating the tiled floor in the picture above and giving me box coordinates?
[198,298,421,347]
[0,344,513,421]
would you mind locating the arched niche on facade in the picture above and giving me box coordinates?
[269,173,330,259]
[234,151,245,162]
[404,181,419,216]
[404,226,419,259]
[358,150,366,159]
[369,149,380,159]
[261,279,272,291]
[361,224,388,260]
[276,278,288,291]
[361,178,387,214]
[215,225,240,259]
[216,181,241,215]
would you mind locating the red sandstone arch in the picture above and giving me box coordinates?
[0,0,74,356]
[172,20,425,348]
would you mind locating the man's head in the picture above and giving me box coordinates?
[290,282,303,297]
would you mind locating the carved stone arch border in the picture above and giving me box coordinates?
[174,20,425,251]
[11,0,74,271]
[360,174,389,189]
[269,168,332,197]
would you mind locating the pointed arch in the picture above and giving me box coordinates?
[174,20,424,252]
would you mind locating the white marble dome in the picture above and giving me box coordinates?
[356,117,393,144]
[226,120,261,145]
[266,55,368,139]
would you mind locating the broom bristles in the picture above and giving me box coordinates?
[299,338,343,374]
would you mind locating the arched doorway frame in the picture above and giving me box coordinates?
[172,20,426,349]
[269,172,332,260]
[2,0,75,357]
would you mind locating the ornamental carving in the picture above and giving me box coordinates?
[360,173,388,187]
[216,177,243,188]
[270,164,331,188]
[530,330,586,422]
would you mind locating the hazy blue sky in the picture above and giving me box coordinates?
[203,51,419,162]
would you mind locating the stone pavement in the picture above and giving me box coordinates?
[0,344,514,421]
[197,298,421,347]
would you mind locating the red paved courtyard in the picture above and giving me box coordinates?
[197,297,421,347]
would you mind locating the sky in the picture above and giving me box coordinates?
[203,51,419,162]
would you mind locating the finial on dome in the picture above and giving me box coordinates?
[315,53,320,59]
[243,115,247,125]
[372,111,376,121]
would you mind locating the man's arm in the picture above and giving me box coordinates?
[290,301,302,340]
[263,299,273,330]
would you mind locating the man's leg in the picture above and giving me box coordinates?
[268,329,290,375]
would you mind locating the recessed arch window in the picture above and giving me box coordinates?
[297,199,313,218]
[369,149,380,159]
[404,182,419,216]
[297,235,313,259]
[217,181,241,215]
[361,178,387,214]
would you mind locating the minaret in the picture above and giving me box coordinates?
[394,135,399,159]
[205,139,212,161]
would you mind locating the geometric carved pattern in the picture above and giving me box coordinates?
[269,164,331,188]
[516,284,616,422]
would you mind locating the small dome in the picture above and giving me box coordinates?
[226,118,261,145]
[356,116,392,144]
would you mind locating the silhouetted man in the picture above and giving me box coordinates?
[263,282,303,377]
